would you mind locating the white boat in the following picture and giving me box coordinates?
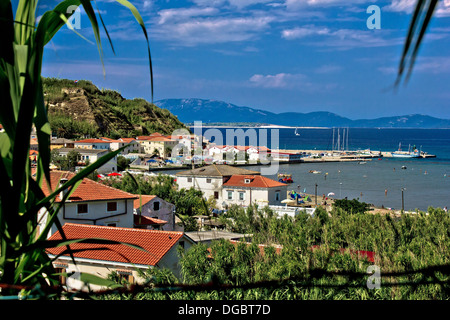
[295,127,300,136]
[392,143,420,158]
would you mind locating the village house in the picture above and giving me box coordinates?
[207,145,272,163]
[271,152,303,162]
[101,137,142,154]
[133,195,177,231]
[37,171,138,239]
[30,138,39,151]
[74,138,111,150]
[50,138,74,150]
[175,164,261,208]
[46,223,195,291]
[56,148,118,174]
[135,133,178,158]
[222,174,287,208]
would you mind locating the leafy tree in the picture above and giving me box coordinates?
[333,198,370,215]
[117,155,131,171]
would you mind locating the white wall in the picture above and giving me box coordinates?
[222,186,287,208]
[38,199,135,239]
[136,197,176,231]
[177,175,223,203]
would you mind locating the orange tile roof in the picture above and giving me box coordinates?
[223,175,286,188]
[134,215,167,226]
[41,171,138,202]
[135,134,173,142]
[46,223,183,266]
[75,138,110,144]
[133,195,157,209]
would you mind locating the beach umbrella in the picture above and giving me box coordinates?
[108,172,122,177]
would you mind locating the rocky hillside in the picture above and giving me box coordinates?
[43,78,188,139]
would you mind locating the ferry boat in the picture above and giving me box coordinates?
[392,143,420,158]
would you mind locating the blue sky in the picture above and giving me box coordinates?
[36,0,450,120]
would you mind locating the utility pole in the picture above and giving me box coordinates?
[401,188,405,212]
[315,183,318,206]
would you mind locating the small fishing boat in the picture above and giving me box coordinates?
[309,170,322,174]
[278,173,293,183]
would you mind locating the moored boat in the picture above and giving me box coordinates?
[278,173,293,183]
[392,143,420,158]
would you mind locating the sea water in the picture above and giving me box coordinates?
[197,127,450,211]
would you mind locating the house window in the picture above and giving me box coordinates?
[179,240,185,249]
[214,191,219,199]
[275,191,280,201]
[227,191,233,200]
[116,270,134,284]
[187,177,192,182]
[54,267,67,285]
[77,203,88,214]
[153,201,160,211]
[239,192,245,201]
[107,202,117,212]
[206,178,212,183]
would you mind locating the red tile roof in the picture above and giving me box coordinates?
[133,195,157,209]
[46,223,183,266]
[75,138,110,144]
[134,215,167,226]
[223,175,286,188]
[42,171,138,202]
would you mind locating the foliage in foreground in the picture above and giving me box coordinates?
[101,205,449,300]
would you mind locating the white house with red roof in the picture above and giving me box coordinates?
[56,148,118,174]
[101,137,142,154]
[222,174,287,208]
[175,164,261,207]
[74,138,111,150]
[46,223,195,291]
[133,195,177,231]
[37,171,138,239]
[135,133,178,157]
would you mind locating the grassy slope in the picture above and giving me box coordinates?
[43,78,188,139]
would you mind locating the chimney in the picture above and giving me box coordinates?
[59,178,69,201]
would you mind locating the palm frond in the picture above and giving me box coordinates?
[396,0,439,86]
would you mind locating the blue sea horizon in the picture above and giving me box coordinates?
[192,127,450,211]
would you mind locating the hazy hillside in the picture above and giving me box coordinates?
[43,78,188,139]
[155,98,450,128]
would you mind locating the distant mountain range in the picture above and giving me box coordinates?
[155,98,450,128]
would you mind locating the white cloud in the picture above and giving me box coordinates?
[281,25,403,49]
[249,73,308,88]
[192,0,273,9]
[315,64,343,74]
[384,0,450,16]
[281,25,331,39]
[157,7,219,24]
[383,0,415,13]
[152,13,274,45]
